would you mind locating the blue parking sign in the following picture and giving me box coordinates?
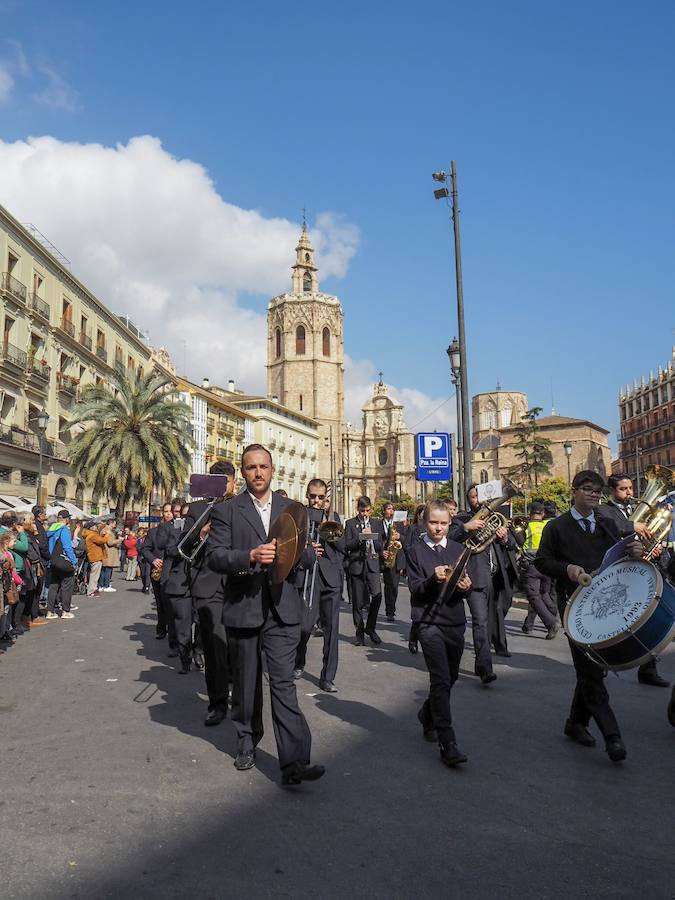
[416,432,452,482]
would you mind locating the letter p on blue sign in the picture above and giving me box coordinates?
[416,432,452,482]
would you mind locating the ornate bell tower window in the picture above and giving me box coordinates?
[275,327,282,359]
[296,325,306,355]
[322,327,330,357]
[302,271,312,292]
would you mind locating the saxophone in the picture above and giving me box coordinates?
[384,521,403,569]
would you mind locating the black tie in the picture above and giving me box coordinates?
[580,518,591,533]
[434,544,443,554]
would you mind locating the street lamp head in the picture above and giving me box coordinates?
[433,187,449,200]
[563,440,572,457]
[37,409,50,432]
[446,338,461,373]
[432,172,447,182]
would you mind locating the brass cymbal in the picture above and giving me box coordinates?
[268,501,308,584]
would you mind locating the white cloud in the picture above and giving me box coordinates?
[0,133,455,437]
[0,63,13,103]
[32,63,79,112]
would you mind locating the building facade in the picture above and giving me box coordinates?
[341,379,417,514]
[266,225,344,483]
[470,389,609,487]
[0,204,173,512]
[617,348,675,486]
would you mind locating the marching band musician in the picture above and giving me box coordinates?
[595,473,670,688]
[182,461,236,724]
[405,499,472,767]
[206,444,325,785]
[141,502,178,654]
[294,479,345,692]
[535,470,645,764]
[519,502,559,640]
[381,502,405,621]
[344,496,385,646]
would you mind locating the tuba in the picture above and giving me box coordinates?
[464,478,522,553]
[629,464,674,560]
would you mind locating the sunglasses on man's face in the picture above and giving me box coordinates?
[308,493,326,500]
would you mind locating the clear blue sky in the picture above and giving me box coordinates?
[2,0,675,451]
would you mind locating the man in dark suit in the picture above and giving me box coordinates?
[536,469,645,763]
[344,496,385,646]
[455,485,516,683]
[179,461,236,723]
[381,502,405,621]
[206,444,325,786]
[294,479,345,692]
[141,502,177,651]
[595,473,670,688]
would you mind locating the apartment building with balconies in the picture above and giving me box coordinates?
[0,204,173,511]
[617,347,675,488]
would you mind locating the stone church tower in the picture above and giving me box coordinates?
[266,224,345,482]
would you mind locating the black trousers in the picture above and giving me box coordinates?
[47,572,74,613]
[466,587,493,676]
[418,622,465,745]
[567,639,620,740]
[489,574,509,652]
[167,592,193,658]
[195,594,230,711]
[227,613,312,770]
[152,580,177,647]
[524,566,557,629]
[296,583,341,683]
[382,568,400,617]
[350,569,381,635]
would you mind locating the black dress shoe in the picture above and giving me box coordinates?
[179,657,191,675]
[293,668,304,679]
[192,652,204,670]
[155,629,167,640]
[480,672,497,685]
[366,629,382,645]
[638,672,670,688]
[440,742,467,767]
[408,639,419,655]
[667,689,675,728]
[204,708,226,727]
[355,633,365,646]
[546,624,560,640]
[605,736,627,763]
[417,708,437,743]
[521,623,533,634]
[494,648,512,658]
[386,614,395,622]
[234,749,256,771]
[281,762,326,785]
[564,720,596,747]
[167,648,179,658]
[319,680,338,693]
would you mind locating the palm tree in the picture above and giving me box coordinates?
[67,366,193,516]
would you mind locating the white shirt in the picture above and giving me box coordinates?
[248,490,272,535]
[423,535,448,551]
[570,506,596,534]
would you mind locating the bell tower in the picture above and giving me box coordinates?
[267,223,345,483]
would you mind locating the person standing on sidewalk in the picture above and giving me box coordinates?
[83,522,108,596]
[124,531,139,581]
[100,521,122,592]
[46,511,77,619]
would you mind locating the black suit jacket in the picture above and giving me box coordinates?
[206,491,314,629]
[182,498,228,600]
[315,512,345,589]
[381,518,406,571]
[344,516,385,576]
[596,501,636,538]
[455,511,517,590]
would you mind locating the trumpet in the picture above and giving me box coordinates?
[318,520,344,543]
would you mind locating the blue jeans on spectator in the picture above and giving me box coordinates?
[100,566,113,589]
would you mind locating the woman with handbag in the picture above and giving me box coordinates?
[0,530,22,641]
[46,511,77,619]
[100,522,122,593]
[20,515,45,628]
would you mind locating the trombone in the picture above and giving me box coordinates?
[177,495,233,564]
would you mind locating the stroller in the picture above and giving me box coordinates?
[74,555,89,595]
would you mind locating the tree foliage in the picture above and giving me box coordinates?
[512,477,571,514]
[507,407,553,489]
[67,366,193,516]
[372,492,417,518]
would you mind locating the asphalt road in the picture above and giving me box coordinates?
[1,574,674,900]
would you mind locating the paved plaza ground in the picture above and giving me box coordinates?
[1,574,674,900]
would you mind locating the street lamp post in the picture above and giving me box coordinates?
[446,338,464,503]
[33,407,50,507]
[563,440,573,486]
[635,445,643,496]
[433,163,472,500]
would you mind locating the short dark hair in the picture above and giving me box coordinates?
[572,469,604,490]
[466,483,477,501]
[241,443,273,466]
[357,496,372,511]
[57,509,70,520]
[210,460,236,477]
[1,511,17,526]
[542,501,557,518]
[32,505,45,517]
[307,478,327,494]
[607,474,632,491]
[382,501,394,511]
[529,502,545,515]
[274,488,288,497]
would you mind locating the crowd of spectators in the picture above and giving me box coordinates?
[0,506,151,653]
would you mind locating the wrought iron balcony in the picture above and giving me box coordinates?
[59,317,76,339]
[27,356,51,380]
[27,292,50,321]
[1,341,27,368]
[235,428,245,441]
[1,272,27,303]
[96,345,108,363]
[0,424,55,456]
[80,331,93,351]
[57,371,80,394]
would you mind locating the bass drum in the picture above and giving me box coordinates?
[564,559,675,670]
